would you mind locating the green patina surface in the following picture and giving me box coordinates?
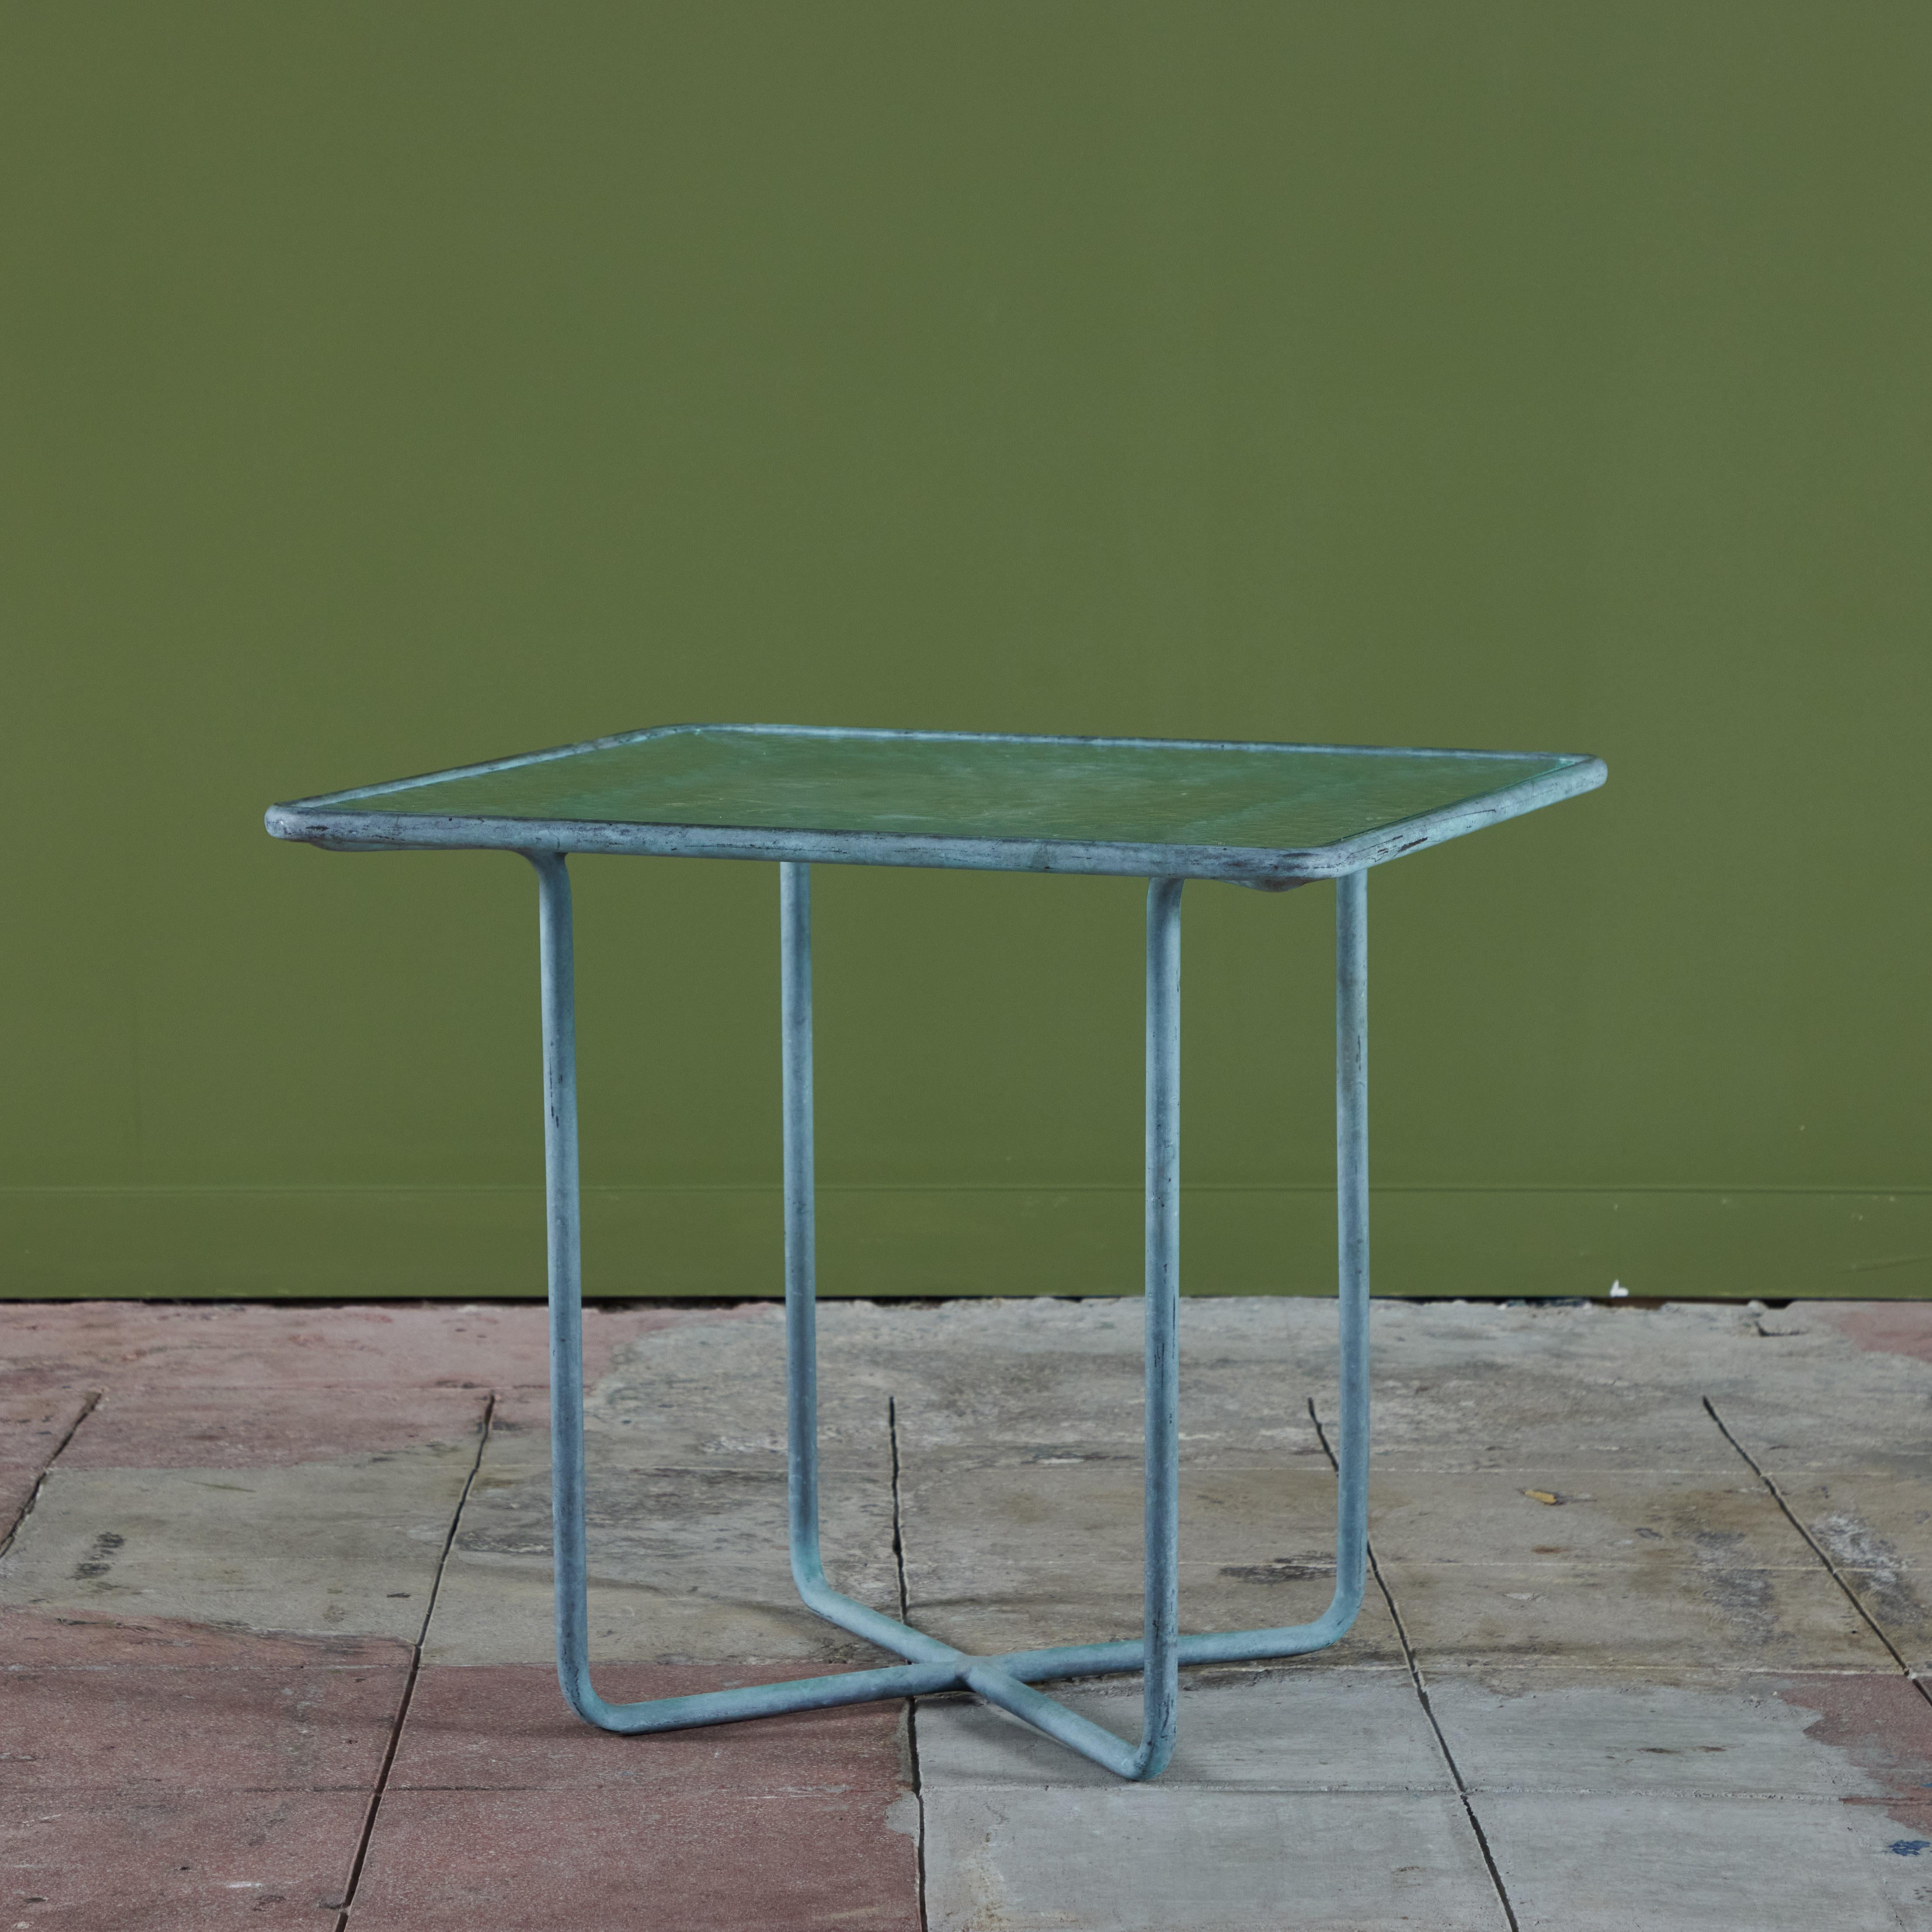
[328,729,1580,853]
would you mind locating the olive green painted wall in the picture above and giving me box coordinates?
[4,4,1928,1301]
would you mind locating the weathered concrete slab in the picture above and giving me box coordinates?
[1367,1469,1820,1567]
[898,1451,1402,1659]
[1428,1668,1932,1798]
[349,1788,922,1932]
[423,1392,900,1666]
[821,1294,1344,1385]
[1315,1303,1766,1419]
[591,1307,893,1469]
[1472,1794,1932,1931]
[1,1605,409,1669]
[63,1384,489,1470]
[1328,1382,1743,1472]
[1318,1300,1932,1473]
[1755,1470,1932,1669]
[0,1789,372,1929]
[849,1302,1332,1463]
[921,1788,1506,1932]
[0,1450,478,1642]
[1386,1557,1894,1672]
[916,1666,1445,1791]
[1777,1470,1932,1570]
[1709,1390,1932,1475]
[390,1660,909,1794]
[1847,1592,1932,1677]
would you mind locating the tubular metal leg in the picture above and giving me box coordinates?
[533,853,962,1733]
[1333,868,1370,1617]
[778,863,959,1666]
[528,852,1368,1778]
[1138,876,1184,1775]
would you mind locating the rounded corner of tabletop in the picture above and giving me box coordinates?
[263,723,1607,882]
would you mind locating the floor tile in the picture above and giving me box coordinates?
[0,1789,370,1929]
[594,1310,893,1468]
[423,1394,901,1666]
[1,1463,45,1539]
[346,1787,921,1932]
[883,1349,1329,1466]
[1386,1558,1895,1672]
[0,1454,475,1642]
[1427,1667,1932,1797]
[1472,1792,1932,1931]
[916,1666,1446,1792]
[1708,1391,1932,1476]
[1777,1469,1932,1569]
[1321,1387,1743,1472]
[61,1386,488,1471]
[1763,1467,1932,1668]
[1,1660,406,1795]
[899,1453,1404,1659]
[1808,1302,1932,1366]
[389,1661,909,1795]
[921,1788,1506,1932]
[0,1606,409,1669]
[0,1387,93,1466]
[1367,1469,1822,1569]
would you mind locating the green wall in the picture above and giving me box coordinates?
[4,4,1928,1302]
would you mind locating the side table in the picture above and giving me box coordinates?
[268,723,1605,1780]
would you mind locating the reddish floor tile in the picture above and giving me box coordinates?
[348,1787,921,1932]
[0,1388,93,1462]
[1822,1302,1932,1366]
[61,1386,489,1471]
[0,1302,765,1391]
[2,1660,407,1795]
[390,1662,911,1794]
[1770,1672,1932,1802]
[1,1789,370,1928]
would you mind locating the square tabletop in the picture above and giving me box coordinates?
[266,723,1605,886]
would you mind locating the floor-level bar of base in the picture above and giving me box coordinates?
[569,1602,1366,1737]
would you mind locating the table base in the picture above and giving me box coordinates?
[530,856,1369,1782]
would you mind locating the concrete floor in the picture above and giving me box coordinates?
[3,1296,1932,1930]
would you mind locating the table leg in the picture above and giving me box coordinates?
[777,863,960,1666]
[1137,874,1184,1777]
[1333,866,1370,1626]
[972,866,1369,1678]
[942,877,1184,1779]
[530,853,963,1732]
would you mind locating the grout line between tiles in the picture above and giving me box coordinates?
[1309,1399,1520,1932]
[888,1395,930,1932]
[0,1388,102,1559]
[1702,1395,1930,1710]
[330,1389,496,1932]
